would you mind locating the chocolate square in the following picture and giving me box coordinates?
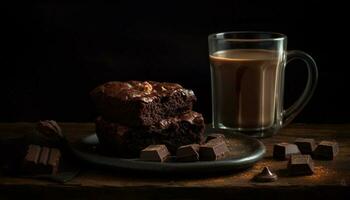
[199,138,229,161]
[295,138,316,155]
[140,145,170,162]
[313,141,339,160]
[176,144,200,162]
[273,143,300,160]
[288,154,314,176]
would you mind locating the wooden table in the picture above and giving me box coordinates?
[0,123,349,200]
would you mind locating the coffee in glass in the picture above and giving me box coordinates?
[209,32,318,137]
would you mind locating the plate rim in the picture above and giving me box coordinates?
[71,132,266,173]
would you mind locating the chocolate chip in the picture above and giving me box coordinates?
[253,167,278,182]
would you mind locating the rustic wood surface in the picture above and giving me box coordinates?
[0,123,349,200]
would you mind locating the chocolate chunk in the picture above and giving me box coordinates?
[273,143,300,160]
[205,133,225,142]
[37,120,64,141]
[313,141,339,160]
[253,167,278,182]
[176,144,200,162]
[294,138,316,154]
[22,145,61,175]
[199,138,229,161]
[288,154,314,176]
[140,145,170,162]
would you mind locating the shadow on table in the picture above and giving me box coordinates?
[79,163,252,180]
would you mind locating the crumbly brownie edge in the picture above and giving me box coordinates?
[95,111,205,157]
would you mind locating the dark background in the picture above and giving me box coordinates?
[1,2,349,123]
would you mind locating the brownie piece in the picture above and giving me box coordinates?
[90,81,196,126]
[95,111,205,157]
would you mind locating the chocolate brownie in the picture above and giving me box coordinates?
[95,111,205,157]
[90,81,196,126]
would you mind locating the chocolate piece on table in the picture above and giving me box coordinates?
[294,138,316,155]
[90,81,196,127]
[313,141,339,160]
[253,167,278,182]
[176,144,200,162]
[37,120,64,139]
[288,154,314,176]
[205,133,225,143]
[199,138,229,161]
[140,145,170,162]
[273,143,300,160]
[22,145,61,175]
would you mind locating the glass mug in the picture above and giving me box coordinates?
[209,32,318,137]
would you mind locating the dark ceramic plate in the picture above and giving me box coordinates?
[71,128,265,173]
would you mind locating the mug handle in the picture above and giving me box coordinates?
[282,50,318,126]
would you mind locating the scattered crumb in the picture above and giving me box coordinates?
[303,166,334,181]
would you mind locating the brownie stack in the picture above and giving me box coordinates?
[90,81,205,157]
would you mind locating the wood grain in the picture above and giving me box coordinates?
[1,123,350,200]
